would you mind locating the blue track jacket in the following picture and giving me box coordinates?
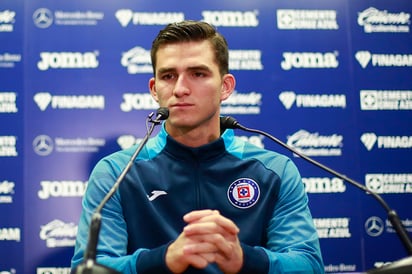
[71,124,324,273]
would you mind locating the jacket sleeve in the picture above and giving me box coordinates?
[263,158,325,273]
[70,157,144,274]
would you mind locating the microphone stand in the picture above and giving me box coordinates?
[74,108,169,274]
[221,116,412,273]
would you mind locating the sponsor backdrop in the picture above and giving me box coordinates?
[1,0,411,273]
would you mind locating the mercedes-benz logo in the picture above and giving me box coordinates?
[365,216,385,237]
[33,135,54,156]
[33,8,53,28]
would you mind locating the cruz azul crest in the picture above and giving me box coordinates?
[227,178,260,209]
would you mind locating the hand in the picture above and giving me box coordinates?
[165,210,243,273]
[165,227,217,273]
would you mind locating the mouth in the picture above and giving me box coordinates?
[170,102,194,109]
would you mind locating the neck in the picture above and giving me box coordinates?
[165,121,221,148]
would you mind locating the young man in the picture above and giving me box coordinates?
[71,20,324,273]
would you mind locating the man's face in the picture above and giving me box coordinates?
[149,40,234,133]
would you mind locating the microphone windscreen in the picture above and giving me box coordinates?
[156,107,169,120]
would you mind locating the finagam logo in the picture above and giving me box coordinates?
[115,10,184,27]
[279,91,346,109]
[34,92,105,111]
[361,132,412,150]
[355,51,412,68]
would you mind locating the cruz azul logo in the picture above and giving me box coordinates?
[227,178,260,209]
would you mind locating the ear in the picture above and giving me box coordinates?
[220,73,236,102]
[148,77,159,102]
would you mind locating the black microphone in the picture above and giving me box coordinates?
[221,116,412,274]
[74,108,169,274]
[153,107,170,124]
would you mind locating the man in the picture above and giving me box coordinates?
[71,20,324,273]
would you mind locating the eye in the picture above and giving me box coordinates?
[193,71,206,78]
[160,73,175,80]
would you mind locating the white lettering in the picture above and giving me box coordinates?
[37,52,99,70]
[281,52,338,70]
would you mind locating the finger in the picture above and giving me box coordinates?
[185,214,239,235]
[184,241,218,254]
[198,252,217,263]
[183,209,219,223]
[185,233,234,258]
[183,254,210,269]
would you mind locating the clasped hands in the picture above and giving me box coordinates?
[166,209,243,274]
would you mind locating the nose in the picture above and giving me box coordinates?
[173,75,190,97]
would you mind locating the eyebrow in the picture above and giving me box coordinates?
[157,64,212,75]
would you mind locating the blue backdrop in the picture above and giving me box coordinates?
[1,0,411,273]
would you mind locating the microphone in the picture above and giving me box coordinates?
[153,107,170,124]
[221,116,412,274]
[74,108,169,274]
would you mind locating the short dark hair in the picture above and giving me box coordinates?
[151,20,229,76]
